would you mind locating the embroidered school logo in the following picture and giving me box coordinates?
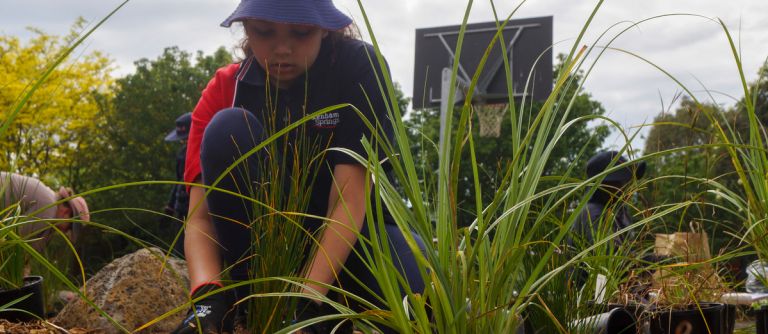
[312,112,340,128]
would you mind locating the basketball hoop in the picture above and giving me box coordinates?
[475,103,507,137]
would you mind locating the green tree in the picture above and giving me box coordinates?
[731,63,768,133]
[640,62,768,281]
[0,20,113,186]
[79,46,232,264]
[642,94,756,281]
[405,54,610,224]
[642,97,737,226]
[392,82,410,113]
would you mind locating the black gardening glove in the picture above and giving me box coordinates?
[172,283,234,334]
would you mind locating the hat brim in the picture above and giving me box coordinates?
[68,196,90,222]
[220,1,352,30]
[165,130,181,142]
[58,187,90,222]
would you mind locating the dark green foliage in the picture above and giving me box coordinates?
[77,47,232,273]
[731,63,768,134]
[641,62,768,279]
[642,97,743,252]
[405,55,610,225]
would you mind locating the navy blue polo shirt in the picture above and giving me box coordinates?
[232,37,395,225]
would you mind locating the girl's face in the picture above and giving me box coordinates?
[245,20,328,88]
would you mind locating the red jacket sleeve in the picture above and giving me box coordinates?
[184,63,240,185]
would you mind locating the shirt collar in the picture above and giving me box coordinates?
[238,57,266,86]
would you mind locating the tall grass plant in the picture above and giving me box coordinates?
[4,0,764,332]
[304,1,768,332]
[272,1,641,332]
[243,107,330,332]
[0,205,26,290]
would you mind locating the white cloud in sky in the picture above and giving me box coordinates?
[2,0,767,150]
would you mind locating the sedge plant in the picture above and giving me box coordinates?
[243,101,330,332]
[8,0,763,332]
[294,0,767,332]
[270,1,658,333]
[0,204,26,291]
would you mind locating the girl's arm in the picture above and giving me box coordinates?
[302,163,368,299]
[185,184,223,289]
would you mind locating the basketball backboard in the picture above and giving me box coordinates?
[412,16,553,109]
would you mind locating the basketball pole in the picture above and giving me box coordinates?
[439,67,472,154]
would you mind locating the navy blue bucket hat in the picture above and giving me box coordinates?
[165,112,192,142]
[220,0,352,30]
[586,151,646,184]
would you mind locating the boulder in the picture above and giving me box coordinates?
[54,247,189,333]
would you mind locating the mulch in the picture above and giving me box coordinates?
[0,320,94,334]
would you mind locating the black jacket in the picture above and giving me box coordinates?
[571,187,634,249]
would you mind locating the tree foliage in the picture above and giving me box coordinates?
[640,62,768,264]
[78,46,232,265]
[642,97,737,229]
[100,46,231,185]
[0,19,113,186]
[404,55,610,224]
[642,61,768,228]
[731,62,768,134]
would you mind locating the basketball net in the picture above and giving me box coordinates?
[475,103,507,137]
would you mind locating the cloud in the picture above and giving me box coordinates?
[2,0,241,75]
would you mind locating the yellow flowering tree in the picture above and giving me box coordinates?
[0,19,113,186]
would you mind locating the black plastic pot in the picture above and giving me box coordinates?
[720,304,736,334]
[649,303,730,334]
[0,276,45,322]
[587,301,647,322]
[755,305,768,334]
[608,303,647,321]
[572,307,638,334]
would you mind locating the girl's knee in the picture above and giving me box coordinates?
[201,108,264,162]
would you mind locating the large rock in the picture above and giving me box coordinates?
[54,247,190,333]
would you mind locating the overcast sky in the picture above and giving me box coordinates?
[3,0,767,151]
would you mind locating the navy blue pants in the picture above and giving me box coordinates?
[200,107,426,313]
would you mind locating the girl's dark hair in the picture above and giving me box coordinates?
[238,24,360,61]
